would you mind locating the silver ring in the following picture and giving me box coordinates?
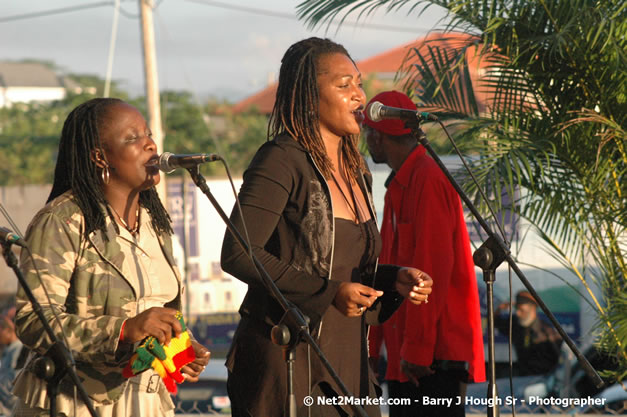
[359,307,364,314]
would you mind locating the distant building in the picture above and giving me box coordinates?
[0,61,83,108]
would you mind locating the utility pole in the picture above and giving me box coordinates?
[139,0,190,317]
[139,0,166,200]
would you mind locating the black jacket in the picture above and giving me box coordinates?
[221,134,402,331]
[495,314,563,375]
[220,134,403,417]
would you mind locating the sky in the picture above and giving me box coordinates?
[1,0,450,101]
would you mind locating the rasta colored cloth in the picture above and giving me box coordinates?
[122,311,196,394]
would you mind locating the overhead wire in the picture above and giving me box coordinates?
[117,0,166,19]
[1,0,432,34]
[0,2,149,23]
[0,0,167,23]
[0,2,113,23]
[175,0,432,34]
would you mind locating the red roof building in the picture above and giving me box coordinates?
[233,32,491,115]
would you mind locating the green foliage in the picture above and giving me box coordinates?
[158,91,220,176]
[599,290,627,382]
[299,0,627,381]
[0,87,268,185]
[0,95,88,185]
[67,73,129,99]
[158,92,268,177]
[0,65,131,186]
[222,110,268,173]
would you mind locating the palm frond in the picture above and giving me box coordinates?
[402,39,481,117]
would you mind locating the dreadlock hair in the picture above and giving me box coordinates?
[268,37,365,182]
[47,97,172,239]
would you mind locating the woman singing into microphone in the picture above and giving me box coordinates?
[13,98,210,417]
[221,37,433,417]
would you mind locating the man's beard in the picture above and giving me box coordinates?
[519,315,535,327]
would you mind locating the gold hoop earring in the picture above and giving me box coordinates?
[101,166,110,185]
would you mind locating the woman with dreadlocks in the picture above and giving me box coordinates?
[12,98,210,417]
[221,37,433,417]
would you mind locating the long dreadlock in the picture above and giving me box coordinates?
[268,37,365,181]
[47,97,172,239]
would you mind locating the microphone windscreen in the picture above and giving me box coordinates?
[366,101,384,123]
[158,152,175,173]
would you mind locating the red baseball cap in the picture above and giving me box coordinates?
[363,90,417,136]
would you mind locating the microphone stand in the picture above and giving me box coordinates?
[404,119,603,417]
[185,166,370,417]
[1,242,100,417]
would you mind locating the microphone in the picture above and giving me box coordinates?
[0,227,27,248]
[366,101,438,123]
[158,152,221,173]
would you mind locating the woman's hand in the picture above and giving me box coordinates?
[122,307,182,345]
[395,268,432,305]
[333,282,383,317]
[180,340,211,383]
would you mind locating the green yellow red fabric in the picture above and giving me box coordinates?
[122,311,196,394]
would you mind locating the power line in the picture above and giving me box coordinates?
[0,0,429,33]
[0,1,165,23]
[183,0,429,34]
[117,5,140,19]
[0,2,113,23]
[184,0,295,20]
[119,0,166,18]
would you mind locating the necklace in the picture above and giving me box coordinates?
[330,171,362,224]
[110,204,140,235]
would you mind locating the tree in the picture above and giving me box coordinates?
[0,86,268,184]
[0,65,130,185]
[0,95,92,185]
[151,90,219,176]
[153,92,268,177]
[298,0,627,382]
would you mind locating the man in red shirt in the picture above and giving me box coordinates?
[364,91,485,416]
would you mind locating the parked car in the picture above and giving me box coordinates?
[174,361,230,416]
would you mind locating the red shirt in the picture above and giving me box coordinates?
[368,146,486,383]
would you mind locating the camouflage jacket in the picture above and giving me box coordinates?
[13,191,182,405]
